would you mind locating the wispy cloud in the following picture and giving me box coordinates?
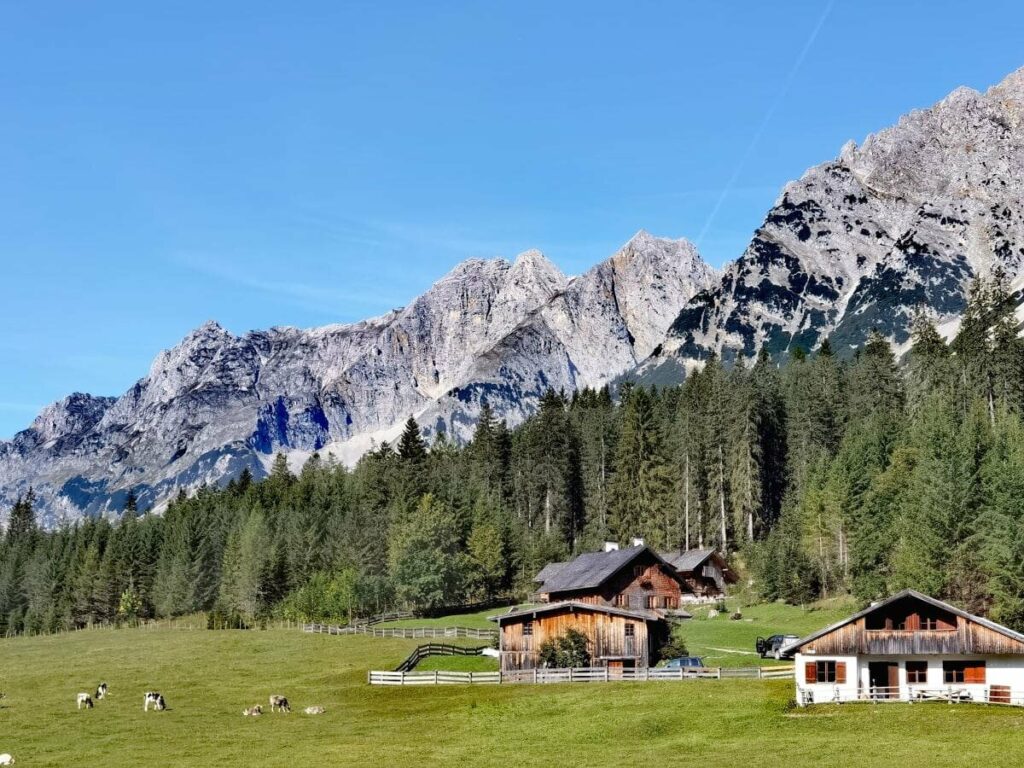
[171,251,408,317]
[696,0,836,248]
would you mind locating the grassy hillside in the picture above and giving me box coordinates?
[3,606,1024,767]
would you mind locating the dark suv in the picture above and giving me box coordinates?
[756,634,800,659]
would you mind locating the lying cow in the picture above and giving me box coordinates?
[0,752,14,765]
[269,695,290,713]
[76,693,94,710]
[96,683,108,700]
[242,705,263,717]
[303,706,325,715]
[143,692,166,711]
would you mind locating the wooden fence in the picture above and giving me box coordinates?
[395,642,490,672]
[303,623,498,640]
[368,664,794,686]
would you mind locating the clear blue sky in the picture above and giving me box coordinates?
[2,0,1022,438]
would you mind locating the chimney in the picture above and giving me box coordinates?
[631,537,645,548]
[603,541,619,552]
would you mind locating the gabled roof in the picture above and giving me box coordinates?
[536,545,684,594]
[783,589,1024,654]
[659,548,738,583]
[533,561,567,585]
[489,600,662,624]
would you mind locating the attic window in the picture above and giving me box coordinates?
[634,565,645,579]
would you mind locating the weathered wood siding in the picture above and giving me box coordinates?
[547,551,687,608]
[499,608,652,671]
[803,616,1024,656]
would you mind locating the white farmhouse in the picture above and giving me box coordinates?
[788,589,1024,705]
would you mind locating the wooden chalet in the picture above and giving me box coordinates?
[491,601,669,672]
[659,548,737,599]
[789,590,1024,705]
[532,544,693,612]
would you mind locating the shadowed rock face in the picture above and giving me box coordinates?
[644,66,1024,377]
[0,233,716,524]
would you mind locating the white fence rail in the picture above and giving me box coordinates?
[303,623,498,640]
[368,664,793,686]
[798,684,1024,707]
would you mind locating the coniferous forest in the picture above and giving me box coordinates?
[3,274,1024,635]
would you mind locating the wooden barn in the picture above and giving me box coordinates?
[659,548,737,599]
[789,590,1024,705]
[532,544,693,612]
[491,601,669,672]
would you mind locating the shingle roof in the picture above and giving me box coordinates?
[489,600,662,624]
[534,561,567,585]
[783,589,1024,654]
[659,548,715,572]
[537,546,681,594]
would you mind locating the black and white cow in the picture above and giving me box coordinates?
[95,683,108,700]
[269,695,290,713]
[76,693,94,710]
[143,692,166,711]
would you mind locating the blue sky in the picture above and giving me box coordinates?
[2,0,1023,437]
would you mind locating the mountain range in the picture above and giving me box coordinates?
[3,66,1024,524]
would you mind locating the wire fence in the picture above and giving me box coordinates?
[302,623,498,640]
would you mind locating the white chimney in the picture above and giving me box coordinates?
[603,541,620,552]
[631,537,645,548]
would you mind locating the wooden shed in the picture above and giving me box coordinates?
[491,601,668,672]
[659,548,737,598]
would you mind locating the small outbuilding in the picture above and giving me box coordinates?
[788,589,1024,705]
[491,601,668,672]
[658,548,737,599]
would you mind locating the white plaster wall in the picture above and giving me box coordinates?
[794,652,860,704]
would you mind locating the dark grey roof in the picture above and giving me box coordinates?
[534,561,567,585]
[537,546,680,594]
[783,589,1024,655]
[489,600,661,624]
[659,548,716,572]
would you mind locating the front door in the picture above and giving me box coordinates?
[868,662,899,699]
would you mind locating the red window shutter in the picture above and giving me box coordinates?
[835,662,847,684]
[805,662,817,683]
[966,662,986,684]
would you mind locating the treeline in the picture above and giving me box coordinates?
[3,273,1024,635]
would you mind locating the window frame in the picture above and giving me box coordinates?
[815,661,837,684]
[522,621,533,651]
[906,660,928,684]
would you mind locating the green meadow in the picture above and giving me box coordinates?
[2,602,1023,767]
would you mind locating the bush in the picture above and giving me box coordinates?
[658,633,689,662]
[538,627,592,668]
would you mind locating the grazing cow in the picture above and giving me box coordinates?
[242,705,263,717]
[269,695,290,713]
[95,683,108,700]
[0,753,14,765]
[303,706,325,715]
[143,692,166,711]
[76,693,94,710]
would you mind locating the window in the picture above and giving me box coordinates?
[920,616,938,631]
[943,661,985,684]
[523,621,533,651]
[634,565,646,579]
[906,661,928,684]
[816,661,837,683]
[613,594,627,607]
[624,623,635,638]
[624,622,635,655]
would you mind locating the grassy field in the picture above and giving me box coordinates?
[373,607,505,630]
[679,597,858,667]
[4,605,1024,767]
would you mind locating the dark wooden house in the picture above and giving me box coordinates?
[659,548,737,598]
[790,590,1024,705]
[491,601,669,672]
[532,545,693,612]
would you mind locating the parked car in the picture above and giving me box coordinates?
[756,634,800,659]
[664,656,706,669]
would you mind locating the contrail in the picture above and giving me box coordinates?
[696,0,837,250]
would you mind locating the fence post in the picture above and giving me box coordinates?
[469,672,475,684]
[533,669,538,684]
[569,668,574,683]
[758,667,763,680]
[435,671,439,685]
[717,668,722,679]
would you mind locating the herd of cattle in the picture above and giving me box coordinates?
[0,682,327,764]
[69,684,324,716]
